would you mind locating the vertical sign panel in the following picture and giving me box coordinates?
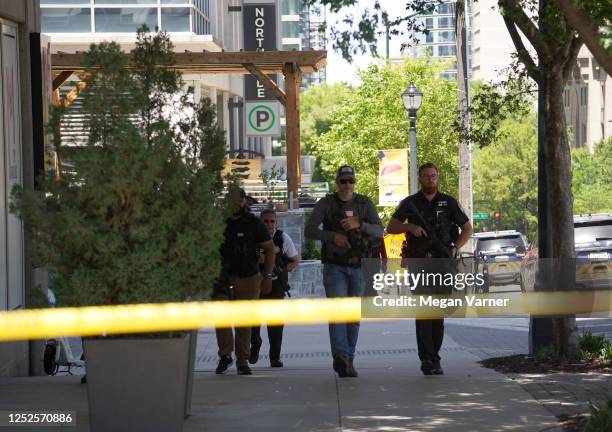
[243,3,280,136]
[2,23,24,310]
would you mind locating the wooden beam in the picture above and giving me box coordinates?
[283,62,302,207]
[242,63,287,106]
[52,50,327,75]
[52,70,73,91]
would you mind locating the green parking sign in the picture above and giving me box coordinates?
[245,101,280,136]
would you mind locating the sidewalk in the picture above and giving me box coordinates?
[1,319,564,432]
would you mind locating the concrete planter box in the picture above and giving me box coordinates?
[84,332,192,432]
[289,260,325,298]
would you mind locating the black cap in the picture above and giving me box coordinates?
[239,189,246,198]
[336,165,356,179]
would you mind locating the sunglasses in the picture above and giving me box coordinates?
[263,219,276,223]
[338,178,355,185]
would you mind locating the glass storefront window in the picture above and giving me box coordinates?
[282,43,300,51]
[282,0,302,16]
[437,3,454,15]
[42,0,89,4]
[94,1,157,4]
[438,31,455,42]
[41,8,91,32]
[161,8,191,32]
[282,21,300,38]
[438,44,456,56]
[95,8,158,32]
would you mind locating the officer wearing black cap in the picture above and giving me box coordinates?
[305,165,383,378]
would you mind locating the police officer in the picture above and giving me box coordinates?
[387,162,473,375]
[214,190,276,376]
[305,165,383,378]
[250,209,299,367]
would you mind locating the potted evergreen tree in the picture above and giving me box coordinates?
[11,28,232,432]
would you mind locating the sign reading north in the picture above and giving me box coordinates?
[243,4,277,52]
[243,3,278,102]
[245,102,280,136]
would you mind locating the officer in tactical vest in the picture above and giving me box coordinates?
[305,165,383,378]
[250,209,299,368]
[214,189,276,376]
[387,162,473,376]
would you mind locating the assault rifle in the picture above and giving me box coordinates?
[404,201,454,259]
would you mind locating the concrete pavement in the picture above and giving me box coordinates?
[1,319,563,432]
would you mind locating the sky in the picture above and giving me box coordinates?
[323,1,410,86]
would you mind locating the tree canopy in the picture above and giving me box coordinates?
[310,59,459,209]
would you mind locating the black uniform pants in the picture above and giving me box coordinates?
[251,283,285,361]
[415,319,444,363]
[408,257,454,365]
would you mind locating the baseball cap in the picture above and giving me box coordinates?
[336,165,356,179]
[239,188,246,198]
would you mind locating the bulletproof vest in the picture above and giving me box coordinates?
[271,230,289,291]
[432,200,454,246]
[221,212,260,277]
[321,193,371,267]
[403,197,456,259]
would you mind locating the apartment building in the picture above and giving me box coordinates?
[0,0,41,377]
[403,0,472,81]
[470,0,611,150]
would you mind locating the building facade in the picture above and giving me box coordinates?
[41,1,323,172]
[403,0,472,81]
[469,0,611,150]
[470,0,515,83]
[563,46,612,150]
[0,0,40,377]
[41,0,246,154]
[280,0,325,88]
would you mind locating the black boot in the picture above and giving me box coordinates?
[346,357,358,378]
[420,359,434,375]
[333,354,349,378]
[215,355,233,374]
[432,358,444,375]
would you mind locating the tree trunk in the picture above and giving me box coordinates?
[541,68,578,358]
[455,0,473,237]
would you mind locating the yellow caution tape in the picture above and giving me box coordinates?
[0,292,610,342]
[0,298,360,342]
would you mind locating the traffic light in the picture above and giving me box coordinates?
[493,211,501,223]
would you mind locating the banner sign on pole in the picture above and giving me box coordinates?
[378,149,409,206]
[245,101,281,136]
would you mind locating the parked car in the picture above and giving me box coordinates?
[520,213,612,291]
[473,230,529,291]
[574,213,612,290]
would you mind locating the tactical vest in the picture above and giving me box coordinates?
[221,212,261,277]
[271,230,289,292]
[321,193,371,267]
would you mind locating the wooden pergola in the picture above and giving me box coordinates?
[51,50,327,205]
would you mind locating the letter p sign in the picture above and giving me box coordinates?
[246,102,280,136]
[256,110,270,127]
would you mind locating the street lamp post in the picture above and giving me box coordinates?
[402,83,422,195]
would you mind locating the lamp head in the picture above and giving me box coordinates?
[402,83,422,112]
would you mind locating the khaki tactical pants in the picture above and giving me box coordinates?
[215,273,262,366]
